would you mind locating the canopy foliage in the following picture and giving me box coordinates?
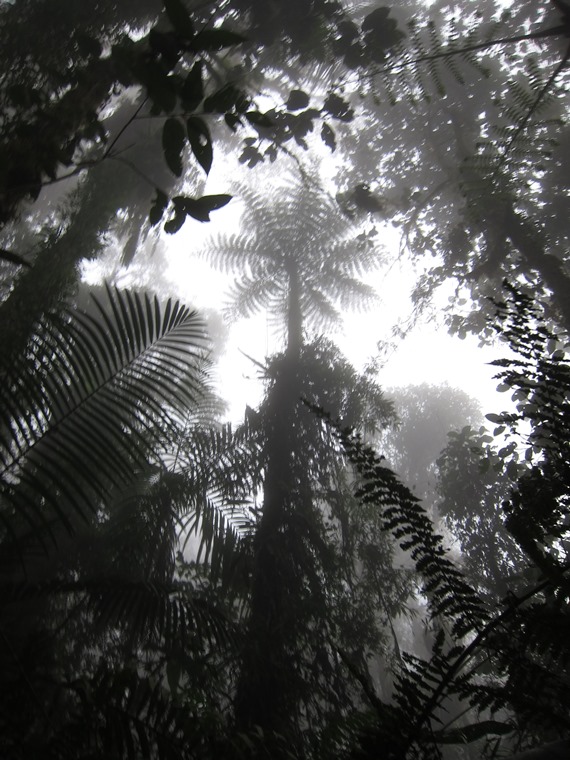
[0,1,569,759]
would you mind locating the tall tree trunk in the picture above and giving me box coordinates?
[286,263,303,360]
[0,155,153,374]
[234,263,306,755]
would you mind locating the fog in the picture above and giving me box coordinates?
[1,1,569,758]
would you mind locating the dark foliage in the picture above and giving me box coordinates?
[2,1,570,758]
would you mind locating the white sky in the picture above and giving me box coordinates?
[160,205,509,424]
[82,102,515,428]
[79,163,513,429]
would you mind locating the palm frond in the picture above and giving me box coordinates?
[92,578,236,650]
[0,576,236,651]
[0,284,209,565]
[175,422,261,596]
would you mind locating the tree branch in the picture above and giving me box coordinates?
[375,25,567,78]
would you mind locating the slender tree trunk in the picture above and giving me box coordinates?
[286,264,303,359]
[234,264,306,755]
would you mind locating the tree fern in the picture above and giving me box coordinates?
[200,178,380,348]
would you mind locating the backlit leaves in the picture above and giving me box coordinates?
[164,194,232,232]
[163,0,195,39]
[186,117,213,174]
[162,118,186,177]
[286,89,310,111]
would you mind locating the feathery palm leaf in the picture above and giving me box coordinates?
[173,421,261,597]
[0,284,209,567]
[0,576,235,650]
[75,416,260,613]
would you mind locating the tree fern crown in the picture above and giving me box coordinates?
[201,181,380,344]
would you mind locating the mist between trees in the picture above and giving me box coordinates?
[1,1,570,758]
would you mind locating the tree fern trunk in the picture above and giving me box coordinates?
[234,265,305,754]
[286,261,303,361]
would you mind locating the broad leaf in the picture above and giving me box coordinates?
[177,194,231,223]
[148,29,181,71]
[164,208,187,234]
[286,89,309,111]
[225,113,242,131]
[323,93,354,122]
[362,6,405,62]
[181,61,203,110]
[162,118,186,177]
[149,189,169,227]
[135,58,177,114]
[0,248,31,267]
[186,117,212,174]
[245,111,274,129]
[204,85,249,114]
[163,0,194,39]
[321,123,336,152]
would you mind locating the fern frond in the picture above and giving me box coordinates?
[308,404,487,637]
[491,57,568,177]
[225,273,284,321]
[462,51,568,191]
